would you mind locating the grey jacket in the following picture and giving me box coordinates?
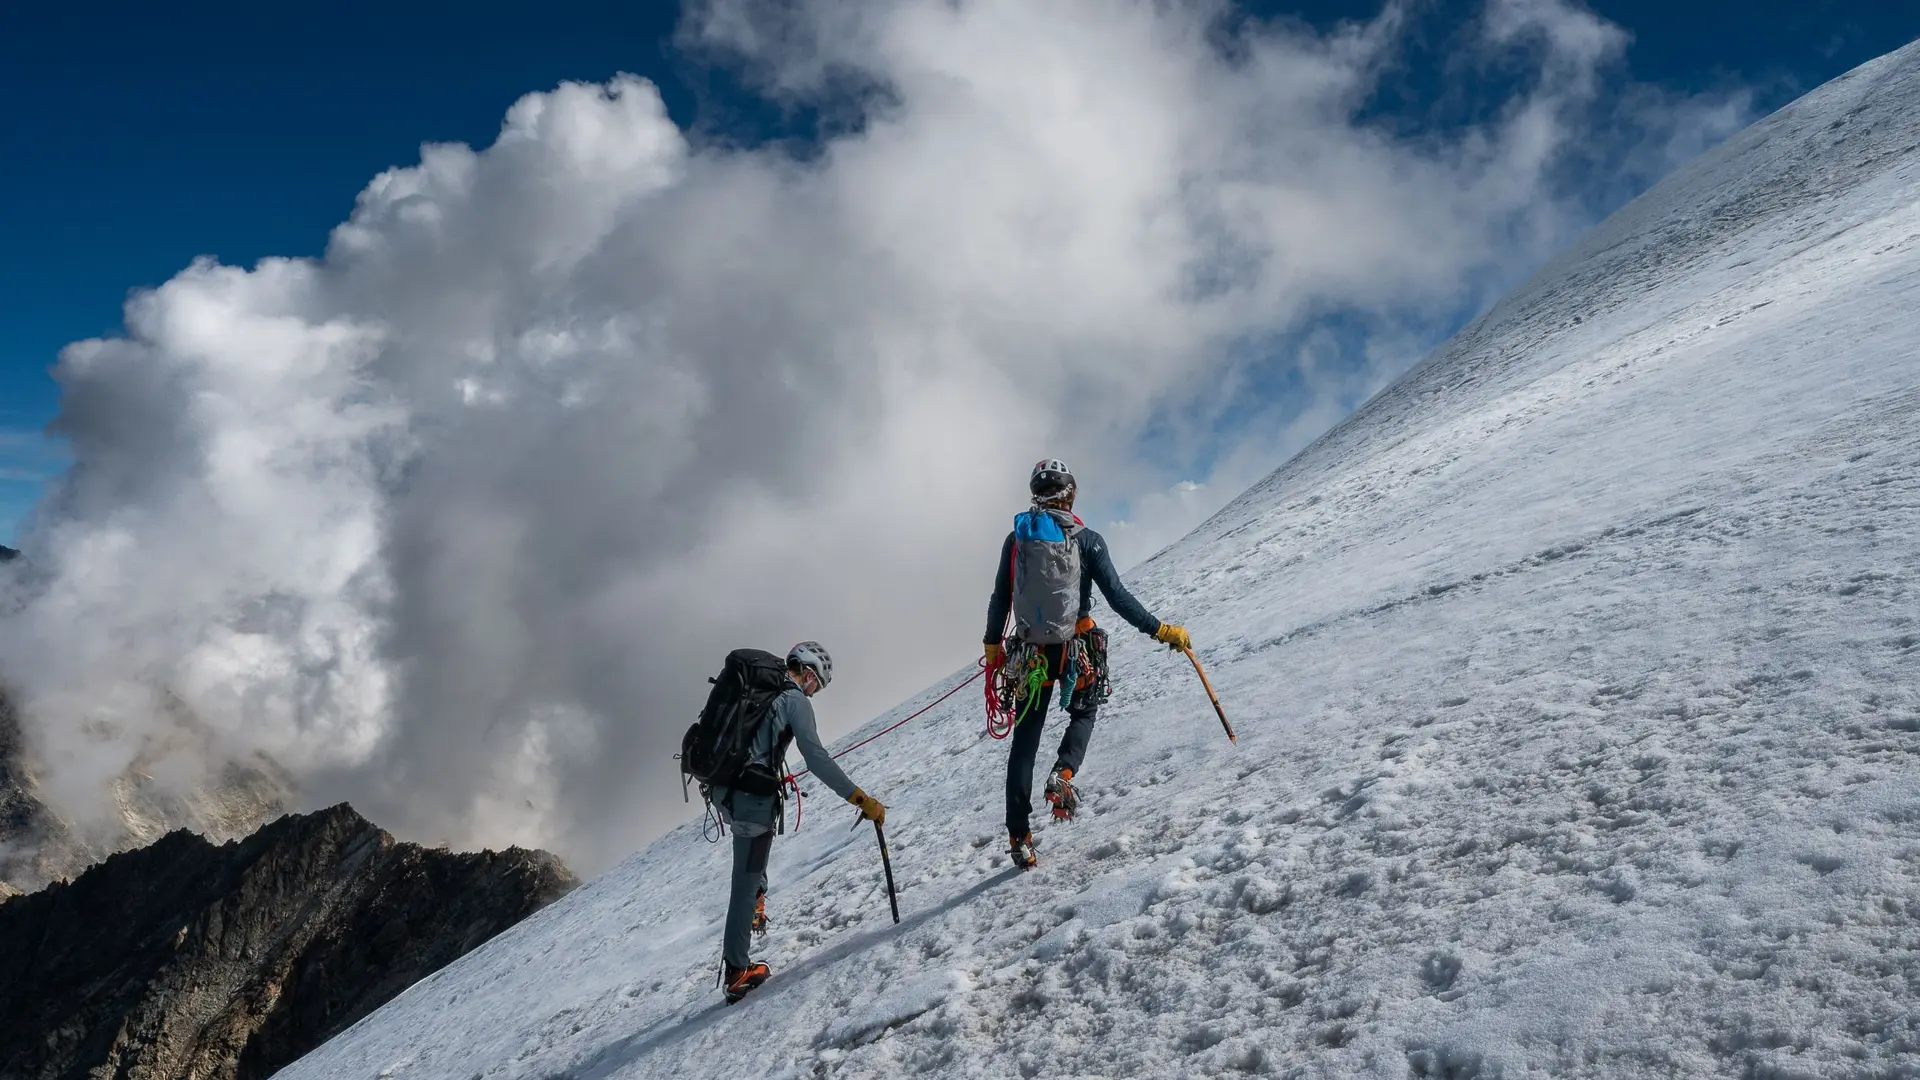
[984,525,1160,644]
[714,678,859,836]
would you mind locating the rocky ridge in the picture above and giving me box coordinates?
[0,803,577,1080]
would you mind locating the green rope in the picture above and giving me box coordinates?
[1014,656,1049,727]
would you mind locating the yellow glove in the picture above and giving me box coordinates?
[984,642,1004,666]
[848,788,886,825]
[1154,623,1191,651]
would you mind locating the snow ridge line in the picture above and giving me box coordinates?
[1232,504,1712,660]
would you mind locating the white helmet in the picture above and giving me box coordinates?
[1029,458,1075,503]
[788,640,833,688]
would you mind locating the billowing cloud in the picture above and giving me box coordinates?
[0,0,1751,871]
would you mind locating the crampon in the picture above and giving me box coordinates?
[1045,767,1078,822]
[1009,832,1038,870]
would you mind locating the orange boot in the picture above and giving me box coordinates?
[724,962,771,1004]
[1009,832,1038,870]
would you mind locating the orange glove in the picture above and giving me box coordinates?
[848,788,886,825]
[1154,623,1192,651]
[1074,616,1096,635]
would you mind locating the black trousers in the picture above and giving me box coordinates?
[1004,643,1099,838]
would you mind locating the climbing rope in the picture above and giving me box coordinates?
[984,654,1011,739]
[783,665,987,830]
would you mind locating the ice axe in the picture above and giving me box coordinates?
[852,812,901,923]
[1183,648,1236,743]
[873,821,900,924]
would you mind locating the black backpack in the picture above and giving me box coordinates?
[680,648,794,798]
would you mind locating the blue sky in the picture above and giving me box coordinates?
[3,1,1916,545]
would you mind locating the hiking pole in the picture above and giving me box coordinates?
[1183,648,1236,743]
[873,821,901,924]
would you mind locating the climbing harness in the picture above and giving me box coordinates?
[985,626,1111,739]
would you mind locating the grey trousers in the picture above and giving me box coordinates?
[723,829,773,968]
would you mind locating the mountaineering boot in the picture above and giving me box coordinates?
[752,889,769,935]
[1045,767,1078,822]
[724,962,771,1004]
[1009,832,1038,871]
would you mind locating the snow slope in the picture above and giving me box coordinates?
[279,41,1920,1080]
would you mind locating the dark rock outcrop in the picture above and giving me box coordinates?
[0,544,16,561]
[0,689,77,892]
[0,803,577,1080]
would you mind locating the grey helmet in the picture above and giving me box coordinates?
[788,640,833,688]
[1029,458,1075,503]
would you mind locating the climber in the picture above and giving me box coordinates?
[984,460,1190,870]
[692,641,887,1003]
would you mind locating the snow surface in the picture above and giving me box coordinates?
[279,41,1920,1080]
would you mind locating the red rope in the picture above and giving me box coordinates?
[984,654,1015,740]
[783,665,988,807]
[983,531,1021,741]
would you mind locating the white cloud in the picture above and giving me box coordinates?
[0,0,1752,870]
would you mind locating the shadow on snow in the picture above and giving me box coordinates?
[569,866,1023,1079]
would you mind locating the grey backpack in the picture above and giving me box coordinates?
[1010,508,1083,644]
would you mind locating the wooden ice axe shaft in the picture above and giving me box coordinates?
[1184,648,1236,743]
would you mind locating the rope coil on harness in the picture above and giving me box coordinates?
[1017,661,1047,725]
[986,643,1059,740]
[699,798,729,843]
[983,655,1013,739]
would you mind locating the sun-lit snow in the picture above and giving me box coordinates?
[277,40,1920,1080]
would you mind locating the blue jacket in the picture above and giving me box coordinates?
[984,523,1160,644]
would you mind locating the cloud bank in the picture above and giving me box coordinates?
[0,0,1751,871]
